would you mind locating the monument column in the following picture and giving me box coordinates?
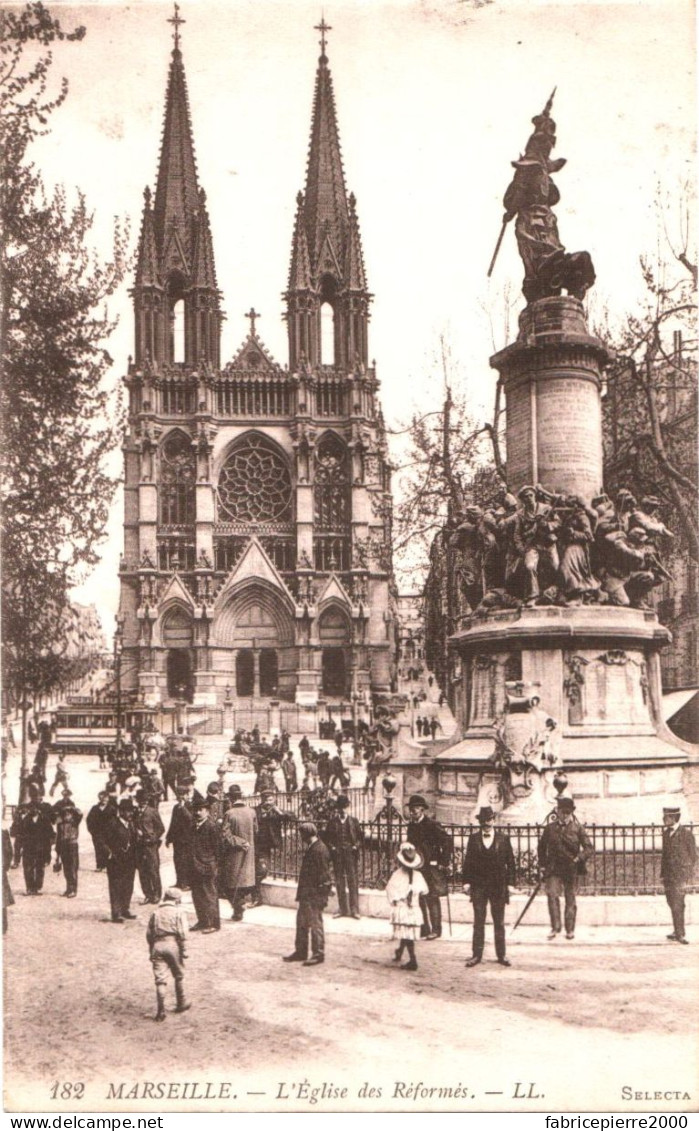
[491,296,610,501]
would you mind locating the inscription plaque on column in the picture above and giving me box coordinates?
[505,383,533,492]
[535,378,603,499]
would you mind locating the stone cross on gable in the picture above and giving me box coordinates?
[245,307,260,336]
[314,16,332,55]
[168,3,186,49]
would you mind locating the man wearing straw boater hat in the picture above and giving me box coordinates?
[660,805,696,945]
[537,796,592,940]
[462,806,516,967]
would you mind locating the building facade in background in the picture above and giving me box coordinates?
[118,22,394,708]
[396,593,424,683]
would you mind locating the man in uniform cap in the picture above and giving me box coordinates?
[282,822,332,966]
[146,887,190,1021]
[406,795,453,939]
[538,796,592,940]
[661,806,696,944]
[462,806,516,967]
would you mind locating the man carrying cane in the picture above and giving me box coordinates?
[538,796,592,940]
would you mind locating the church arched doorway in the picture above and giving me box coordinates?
[163,608,194,701]
[260,649,279,697]
[319,607,350,697]
[236,651,254,697]
[166,649,193,701]
[322,648,346,696]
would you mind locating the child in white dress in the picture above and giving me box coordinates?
[386,842,429,970]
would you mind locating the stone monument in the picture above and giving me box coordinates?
[394,95,698,823]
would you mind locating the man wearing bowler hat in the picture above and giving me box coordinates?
[406,795,453,939]
[462,806,516,967]
[103,798,138,922]
[660,805,696,944]
[325,795,363,919]
[190,796,221,934]
[538,796,592,940]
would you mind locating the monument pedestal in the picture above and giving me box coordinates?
[436,606,693,824]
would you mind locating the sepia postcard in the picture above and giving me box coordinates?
[2,0,697,1119]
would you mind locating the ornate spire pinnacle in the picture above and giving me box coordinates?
[244,307,260,336]
[152,23,200,260]
[303,26,349,267]
[314,15,331,57]
[167,3,186,50]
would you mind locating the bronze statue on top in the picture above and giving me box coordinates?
[489,91,596,303]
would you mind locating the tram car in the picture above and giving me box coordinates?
[53,698,157,756]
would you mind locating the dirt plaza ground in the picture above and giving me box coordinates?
[3,743,698,1114]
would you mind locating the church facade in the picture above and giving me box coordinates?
[118,19,396,711]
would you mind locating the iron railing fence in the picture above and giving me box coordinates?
[265,820,699,897]
[243,786,373,823]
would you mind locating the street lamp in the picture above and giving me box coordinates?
[114,614,125,754]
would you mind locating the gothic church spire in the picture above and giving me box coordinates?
[285,23,372,371]
[133,9,221,368]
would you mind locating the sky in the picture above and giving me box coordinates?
[13,0,695,636]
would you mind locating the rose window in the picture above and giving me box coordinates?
[217,435,292,523]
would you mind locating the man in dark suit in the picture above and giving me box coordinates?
[538,796,592,940]
[190,797,221,933]
[325,795,363,919]
[134,789,165,905]
[103,798,138,922]
[462,806,516,967]
[283,822,332,966]
[86,792,113,871]
[661,805,697,944]
[165,788,194,891]
[406,794,453,939]
[19,796,55,895]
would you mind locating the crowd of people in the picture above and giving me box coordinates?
[2,722,696,1021]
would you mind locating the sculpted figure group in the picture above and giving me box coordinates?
[449,484,673,617]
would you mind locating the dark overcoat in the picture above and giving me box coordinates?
[661,826,697,889]
[296,838,332,907]
[461,831,516,902]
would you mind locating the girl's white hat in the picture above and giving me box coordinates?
[396,842,423,870]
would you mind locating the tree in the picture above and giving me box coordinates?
[0,3,128,788]
[390,336,501,589]
[601,192,698,562]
